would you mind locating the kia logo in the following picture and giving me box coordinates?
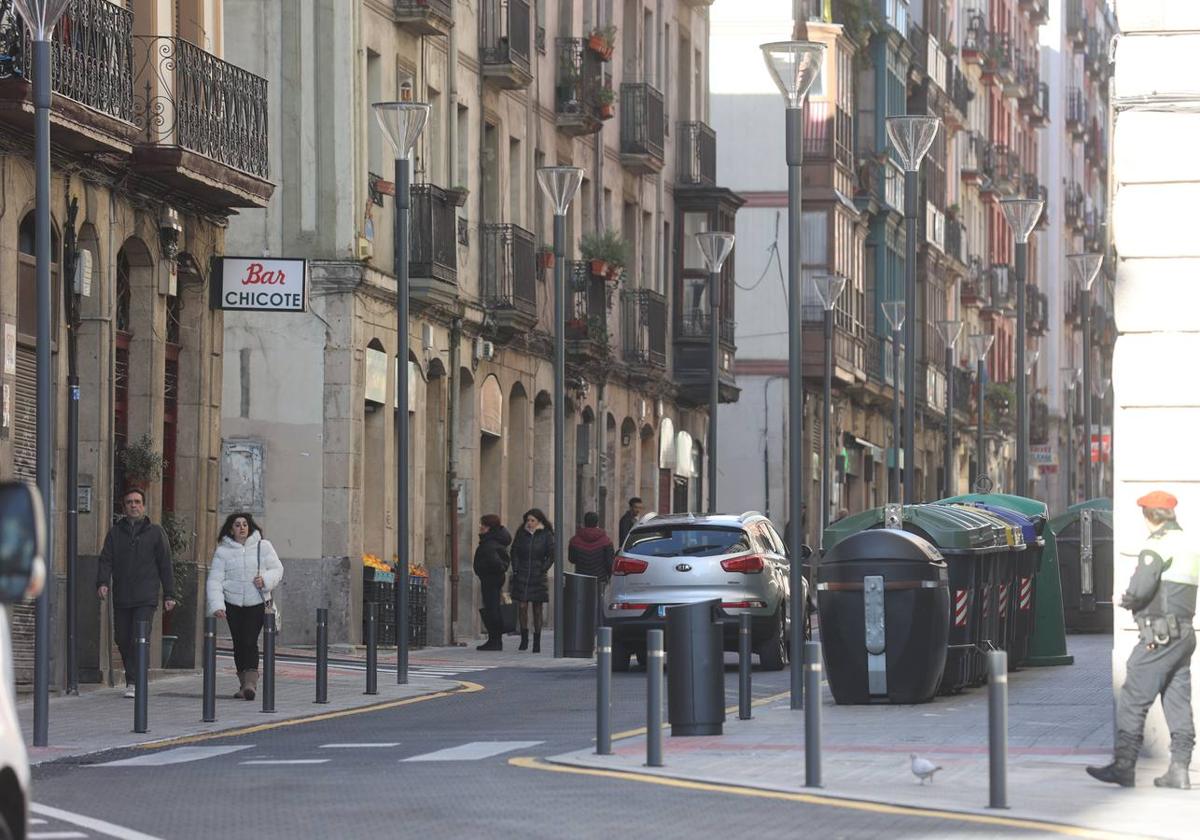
[675,563,692,572]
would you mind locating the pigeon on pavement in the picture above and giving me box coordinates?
[910,753,943,785]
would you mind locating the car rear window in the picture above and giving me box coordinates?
[625,526,750,558]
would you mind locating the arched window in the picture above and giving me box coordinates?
[17,212,60,344]
[116,250,132,334]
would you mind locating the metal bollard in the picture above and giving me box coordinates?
[988,650,1008,809]
[805,641,822,788]
[315,608,329,704]
[262,612,276,713]
[738,613,752,720]
[596,626,612,755]
[202,616,216,723]
[646,629,664,767]
[365,602,378,696]
[133,619,149,733]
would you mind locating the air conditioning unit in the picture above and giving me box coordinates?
[479,340,495,361]
[421,323,434,351]
[356,236,373,261]
[73,249,93,297]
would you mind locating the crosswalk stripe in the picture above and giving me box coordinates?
[92,745,253,767]
[30,833,88,839]
[240,759,330,765]
[31,804,165,840]
[30,819,48,825]
[318,743,400,749]
[402,741,543,762]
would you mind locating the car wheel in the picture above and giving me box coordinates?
[757,608,788,671]
[611,638,632,672]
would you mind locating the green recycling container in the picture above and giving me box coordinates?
[1050,499,1114,634]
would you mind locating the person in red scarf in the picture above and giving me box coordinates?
[569,512,615,624]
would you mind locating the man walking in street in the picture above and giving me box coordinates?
[97,488,175,697]
[1087,490,1198,789]
[618,497,643,547]
[569,512,614,625]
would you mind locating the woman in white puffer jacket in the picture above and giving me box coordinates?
[206,512,283,700]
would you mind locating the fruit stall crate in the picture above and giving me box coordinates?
[363,568,428,649]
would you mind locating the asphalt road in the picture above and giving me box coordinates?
[29,661,1038,839]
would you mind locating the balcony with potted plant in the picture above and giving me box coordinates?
[566,261,612,367]
[587,24,616,61]
[555,37,602,136]
[596,83,615,120]
[580,229,630,286]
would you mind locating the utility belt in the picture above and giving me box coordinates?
[1137,614,1182,649]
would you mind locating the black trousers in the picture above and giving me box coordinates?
[225,602,266,674]
[479,575,503,638]
[113,605,156,686]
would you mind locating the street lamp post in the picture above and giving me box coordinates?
[374,101,430,684]
[761,40,825,710]
[999,198,1045,497]
[967,333,996,490]
[812,275,846,537]
[885,115,941,503]
[537,166,584,659]
[934,320,963,497]
[1068,253,1102,501]
[14,0,74,749]
[881,301,906,504]
[1062,367,1080,509]
[1095,375,1111,499]
[696,232,736,514]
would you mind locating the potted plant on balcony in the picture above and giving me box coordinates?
[447,184,469,208]
[596,85,616,119]
[588,24,617,61]
[581,229,629,280]
[537,244,555,271]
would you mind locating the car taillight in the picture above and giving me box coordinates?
[720,554,765,574]
[609,602,651,610]
[612,555,649,575]
[721,600,768,609]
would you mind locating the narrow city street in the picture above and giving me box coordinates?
[27,661,1033,839]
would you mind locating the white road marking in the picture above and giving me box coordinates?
[318,743,400,749]
[30,819,48,825]
[31,804,164,840]
[240,759,330,765]
[402,741,543,762]
[92,745,253,767]
[29,833,88,839]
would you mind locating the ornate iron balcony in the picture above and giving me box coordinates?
[480,0,531,89]
[621,287,666,369]
[677,121,716,186]
[481,223,536,317]
[566,261,610,359]
[410,184,458,290]
[679,308,734,344]
[394,0,453,35]
[555,37,601,135]
[0,0,134,124]
[619,82,664,173]
[133,36,269,179]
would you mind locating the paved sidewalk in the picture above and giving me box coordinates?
[19,635,584,765]
[549,635,1196,840]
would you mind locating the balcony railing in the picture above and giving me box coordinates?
[679,309,735,344]
[949,65,972,117]
[989,265,1015,312]
[953,365,975,417]
[985,33,1015,82]
[566,261,610,351]
[963,11,989,63]
[1066,0,1086,46]
[1085,27,1106,78]
[480,0,531,87]
[1065,182,1084,229]
[1066,87,1086,134]
[410,184,457,286]
[924,201,946,253]
[803,100,854,170]
[989,144,1020,193]
[945,216,965,264]
[909,22,947,92]
[621,288,667,369]
[481,223,536,316]
[0,0,134,124]
[866,333,884,383]
[393,0,453,34]
[555,37,601,134]
[619,82,665,171]
[677,120,716,186]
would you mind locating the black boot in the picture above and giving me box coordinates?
[1087,731,1139,788]
[476,634,503,652]
[518,629,529,651]
[1154,761,1192,790]
[532,632,541,653]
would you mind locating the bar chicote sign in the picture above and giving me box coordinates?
[211,257,308,312]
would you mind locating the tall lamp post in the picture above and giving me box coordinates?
[1062,367,1081,508]
[14,0,74,749]
[696,232,736,513]
[885,115,941,503]
[374,101,430,684]
[999,197,1045,497]
[812,275,846,536]
[1068,253,1102,501]
[881,301,906,504]
[761,40,825,710]
[537,166,584,659]
[1096,375,1111,499]
[967,332,995,490]
[1023,347,1040,496]
[934,320,963,498]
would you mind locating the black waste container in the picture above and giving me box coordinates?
[817,529,950,705]
[666,599,725,736]
[563,573,598,658]
[1051,504,1114,633]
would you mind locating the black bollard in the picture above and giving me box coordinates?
[133,619,149,733]
[805,640,822,788]
[646,629,664,767]
[738,613,752,721]
[262,612,276,713]
[596,626,612,755]
[988,650,1008,809]
[202,616,216,723]
[365,601,378,696]
[315,608,329,704]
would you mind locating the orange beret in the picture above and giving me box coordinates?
[1137,490,1178,510]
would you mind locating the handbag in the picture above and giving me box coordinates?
[258,542,282,632]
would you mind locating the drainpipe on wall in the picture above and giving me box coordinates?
[596,383,607,530]
[448,11,458,187]
[446,316,463,644]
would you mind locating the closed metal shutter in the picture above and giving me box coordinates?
[11,345,37,684]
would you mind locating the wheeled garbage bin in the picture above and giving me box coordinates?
[666,599,725,735]
[563,573,599,658]
[1051,500,1114,633]
[817,528,950,705]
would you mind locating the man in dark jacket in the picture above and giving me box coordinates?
[473,515,512,651]
[96,488,175,696]
[569,512,615,626]
[618,497,643,547]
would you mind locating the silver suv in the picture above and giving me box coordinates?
[604,512,805,671]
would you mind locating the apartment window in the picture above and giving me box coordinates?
[643,10,654,82]
[661,220,670,295]
[508,137,522,224]
[641,211,653,290]
[456,104,469,188]
[534,150,546,243]
[427,87,443,184]
[367,50,383,176]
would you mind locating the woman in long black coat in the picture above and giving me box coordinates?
[473,514,511,651]
[509,508,555,652]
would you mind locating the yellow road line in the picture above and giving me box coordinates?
[610,689,792,741]
[130,681,484,750]
[507,756,1144,840]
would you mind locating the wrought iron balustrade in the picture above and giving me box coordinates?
[621,287,667,368]
[480,0,530,75]
[677,120,716,186]
[481,223,536,315]
[410,184,457,285]
[620,82,664,163]
[679,308,734,344]
[555,37,601,118]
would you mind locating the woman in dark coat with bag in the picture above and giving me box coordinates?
[510,508,555,652]
[473,514,511,651]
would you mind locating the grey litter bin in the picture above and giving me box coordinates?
[666,598,726,736]
[563,573,598,658]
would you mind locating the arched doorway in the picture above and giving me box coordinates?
[619,418,637,528]
[639,423,655,506]
[658,417,675,513]
[424,359,448,579]
[479,375,503,522]
[456,367,477,639]
[575,406,595,529]
[362,339,389,562]
[505,383,529,526]
[604,413,617,532]
[532,392,553,515]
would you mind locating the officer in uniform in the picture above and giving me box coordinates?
[1087,490,1198,789]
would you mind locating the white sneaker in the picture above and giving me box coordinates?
[124,685,136,698]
